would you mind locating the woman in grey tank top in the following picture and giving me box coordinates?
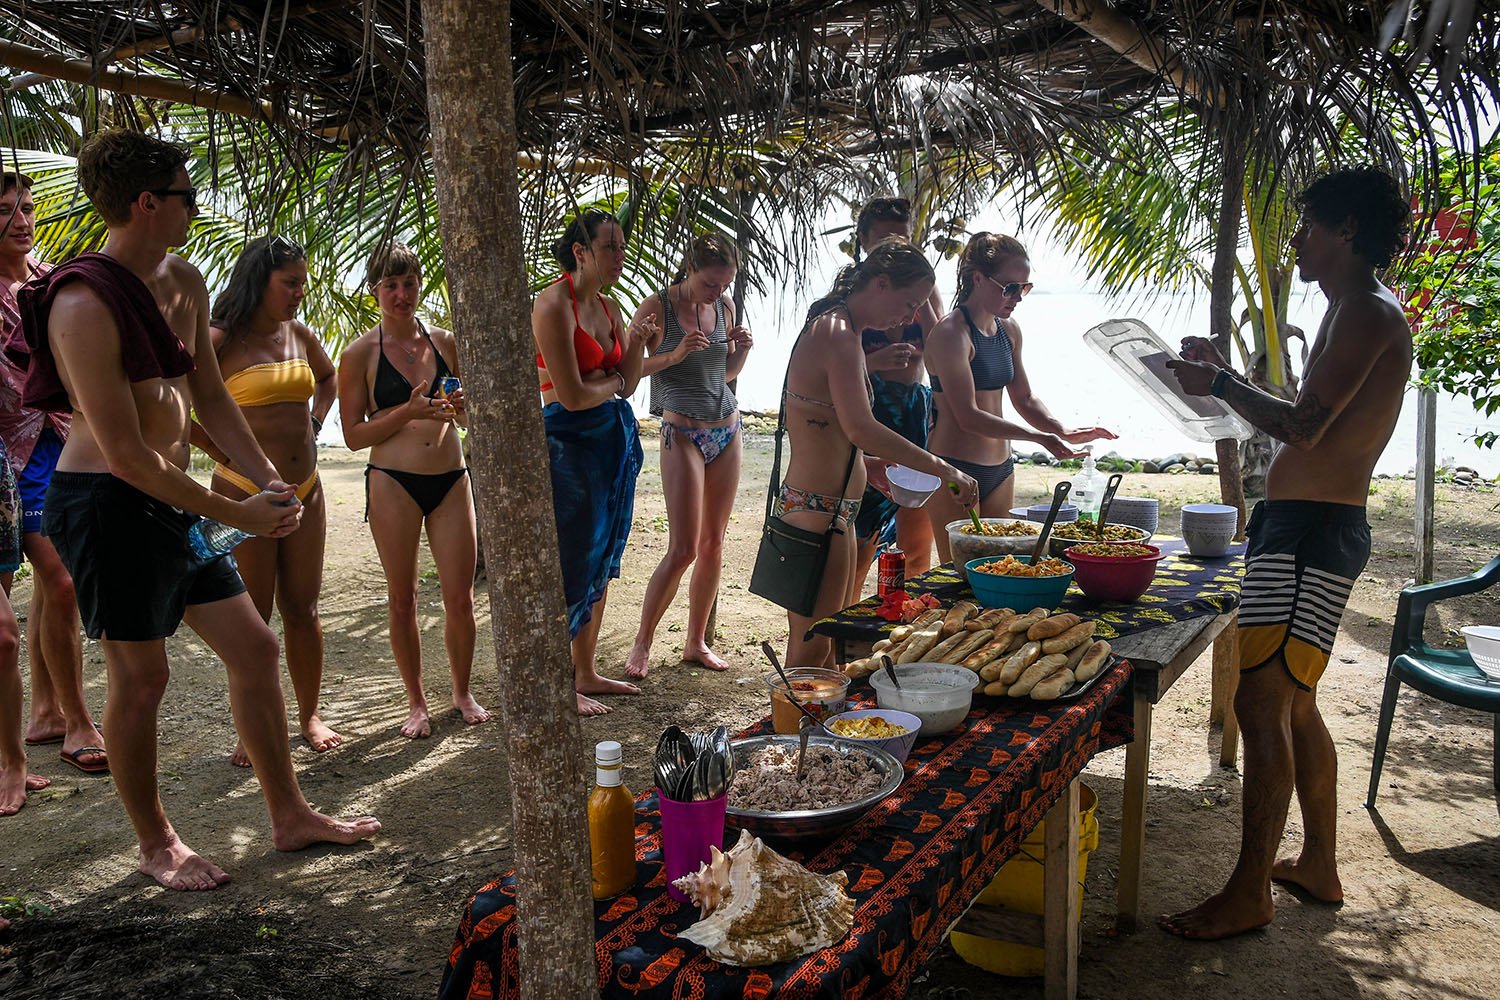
[625,233,753,679]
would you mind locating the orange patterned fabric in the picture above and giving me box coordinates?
[440,665,1133,999]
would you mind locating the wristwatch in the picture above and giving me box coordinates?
[1210,369,1234,399]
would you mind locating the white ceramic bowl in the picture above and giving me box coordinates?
[1182,525,1236,557]
[1181,502,1238,524]
[887,465,942,508]
[1461,626,1500,681]
[869,663,979,735]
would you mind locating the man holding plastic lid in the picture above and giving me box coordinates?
[1161,166,1412,939]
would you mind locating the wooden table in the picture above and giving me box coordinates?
[821,552,1245,938]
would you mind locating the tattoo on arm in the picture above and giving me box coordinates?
[1223,380,1332,446]
[805,417,830,429]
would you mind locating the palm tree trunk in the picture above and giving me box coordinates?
[420,1,596,995]
[1211,117,1249,539]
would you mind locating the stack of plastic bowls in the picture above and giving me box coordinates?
[1014,502,1079,523]
[1105,496,1160,536]
[1180,503,1239,557]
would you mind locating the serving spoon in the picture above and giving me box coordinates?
[1094,473,1125,540]
[1029,480,1073,565]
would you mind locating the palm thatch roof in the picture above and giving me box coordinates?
[3,2,1497,185]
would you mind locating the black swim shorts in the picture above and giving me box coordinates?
[43,471,246,641]
[1237,499,1371,690]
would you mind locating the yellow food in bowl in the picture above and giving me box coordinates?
[1051,520,1146,541]
[1068,542,1156,558]
[829,716,910,738]
[973,556,1073,577]
[960,520,1039,537]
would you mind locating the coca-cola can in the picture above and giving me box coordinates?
[877,545,906,597]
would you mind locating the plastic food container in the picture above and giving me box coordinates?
[964,556,1074,612]
[1065,542,1163,602]
[1461,626,1500,681]
[946,518,1041,568]
[822,708,923,764]
[765,668,850,735]
[870,663,979,735]
[886,465,942,508]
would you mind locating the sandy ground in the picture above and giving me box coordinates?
[1,438,1497,1000]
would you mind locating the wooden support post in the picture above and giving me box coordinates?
[1043,778,1081,1000]
[1213,615,1240,768]
[1115,690,1152,933]
[1415,388,1437,583]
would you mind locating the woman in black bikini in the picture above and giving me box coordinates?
[923,233,1116,562]
[336,242,489,739]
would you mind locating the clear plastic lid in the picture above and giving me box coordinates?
[1083,319,1252,443]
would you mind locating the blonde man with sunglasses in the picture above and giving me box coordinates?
[924,233,1116,562]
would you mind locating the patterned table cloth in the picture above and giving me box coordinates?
[810,537,1244,645]
[440,664,1134,999]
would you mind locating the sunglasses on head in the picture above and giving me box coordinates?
[864,197,911,218]
[151,187,197,211]
[981,272,1033,299]
[267,234,305,263]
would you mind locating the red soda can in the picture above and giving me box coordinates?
[877,544,906,597]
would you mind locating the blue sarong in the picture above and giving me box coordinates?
[855,374,933,543]
[544,399,644,638]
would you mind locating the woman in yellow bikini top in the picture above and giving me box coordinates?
[191,235,342,766]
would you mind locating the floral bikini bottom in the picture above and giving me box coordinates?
[775,483,861,530]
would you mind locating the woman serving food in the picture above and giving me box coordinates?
[923,234,1116,562]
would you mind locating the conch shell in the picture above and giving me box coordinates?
[671,829,855,966]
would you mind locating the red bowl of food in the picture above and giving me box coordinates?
[1063,542,1163,603]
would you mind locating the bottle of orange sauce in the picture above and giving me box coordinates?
[588,740,637,899]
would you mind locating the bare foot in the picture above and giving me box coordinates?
[452,694,491,725]
[683,645,731,672]
[400,707,432,739]
[1158,886,1274,940]
[1,766,50,816]
[0,915,8,933]
[577,674,640,697]
[230,742,252,768]
[1272,855,1344,903]
[624,643,652,680]
[140,837,232,891]
[577,693,611,716]
[302,716,344,753]
[24,713,65,745]
[271,809,382,852]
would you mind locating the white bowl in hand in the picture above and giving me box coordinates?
[886,465,942,508]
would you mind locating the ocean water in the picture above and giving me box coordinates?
[621,217,1498,479]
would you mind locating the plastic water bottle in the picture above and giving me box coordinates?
[1071,454,1107,522]
[187,517,249,561]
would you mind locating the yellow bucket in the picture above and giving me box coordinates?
[950,784,1100,977]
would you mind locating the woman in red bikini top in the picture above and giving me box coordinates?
[531,210,654,717]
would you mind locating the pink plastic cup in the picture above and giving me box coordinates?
[658,789,728,903]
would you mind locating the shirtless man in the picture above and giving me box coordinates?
[19,129,379,890]
[1162,166,1413,939]
[1,169,104,776]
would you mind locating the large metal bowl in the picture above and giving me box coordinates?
[724,735,903,842]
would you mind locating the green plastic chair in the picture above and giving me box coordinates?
[1366,554,1500,808]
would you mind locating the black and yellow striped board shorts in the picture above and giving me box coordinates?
[1238,499,1372,690]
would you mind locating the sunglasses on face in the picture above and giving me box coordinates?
[981,272,1033,299]
[151,187,197,211]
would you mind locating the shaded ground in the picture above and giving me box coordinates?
[2,441,1497,999]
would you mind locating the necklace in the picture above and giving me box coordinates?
[379,322,419,362]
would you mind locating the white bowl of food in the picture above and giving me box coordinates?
[946,518,1041,567]
[869,662,980,735]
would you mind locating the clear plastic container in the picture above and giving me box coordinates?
[1082,318,1252,442]
[1070,455,1107,520]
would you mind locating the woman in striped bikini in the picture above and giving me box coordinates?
[625,233,752,679]
[193,236,343,763]
[923,233,1115,563]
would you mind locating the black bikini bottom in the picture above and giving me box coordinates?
[365,465,470,520]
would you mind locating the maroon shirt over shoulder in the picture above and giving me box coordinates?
[18,252,194,413]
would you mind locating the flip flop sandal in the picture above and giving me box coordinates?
[25,733,64,746]
[60,746,110,775]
